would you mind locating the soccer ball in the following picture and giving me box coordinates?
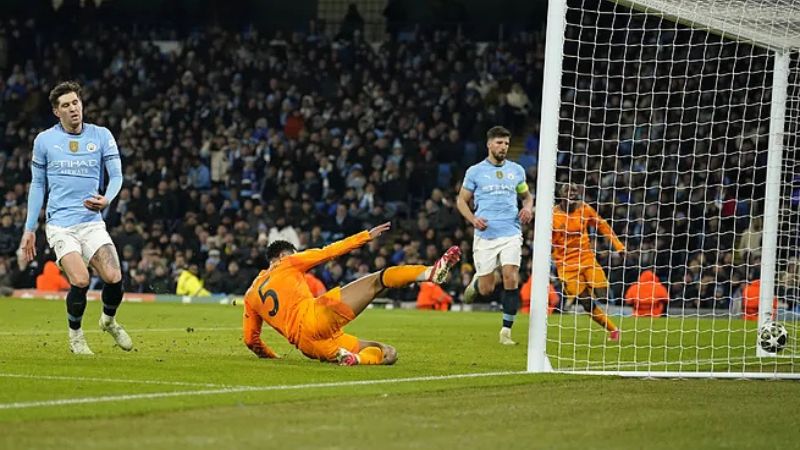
[757,321,788,353]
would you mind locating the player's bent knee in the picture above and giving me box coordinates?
[502,273,519,288]
[103,270,122,285]
[69,275,90,288]
[477,277,495,296]
[478,286,494,297]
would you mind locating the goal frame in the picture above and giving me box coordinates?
[527,0,800,378]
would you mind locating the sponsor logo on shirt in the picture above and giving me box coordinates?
[49,159,99,176]
[481,184,516,195]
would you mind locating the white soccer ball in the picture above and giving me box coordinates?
[758,321,788,353]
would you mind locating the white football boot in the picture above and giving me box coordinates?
[100,315,133,351]
[69,329,94,355]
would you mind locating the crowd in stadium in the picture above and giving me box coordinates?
[0,16,542,304]
[1,8,798,314]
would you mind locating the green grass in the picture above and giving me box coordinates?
[0,297,799,450]
[549,312,800,373]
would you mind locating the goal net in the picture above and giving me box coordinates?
[529,0,800,378]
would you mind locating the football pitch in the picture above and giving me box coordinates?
[1,298,799,450]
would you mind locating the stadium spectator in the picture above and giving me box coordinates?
[128,270,153,294]
[35,260,70,292]
[741,278,778,321]
[203,257,226,294]
[268,216,301,250]
[0,214,19,256]
[149,264,174,294]
[176,264,211,297]
[215,261,247,295]
[416,281,453,311]
[624,270,669,317]
[519,276,559,315]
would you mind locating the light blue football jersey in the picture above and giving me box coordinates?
[462,159,528,239]
[25,123,122,230]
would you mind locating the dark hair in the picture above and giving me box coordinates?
[267,240,297,261]
[49,81,82,107]
[486,126,511,141]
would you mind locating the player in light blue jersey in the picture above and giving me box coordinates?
[456,126,533,345]
[19,81,133,355]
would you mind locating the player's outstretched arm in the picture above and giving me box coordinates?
[243,303,278,359]
[587,206,625,253]
[285,222,390,272]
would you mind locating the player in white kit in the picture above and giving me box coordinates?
[456,126,533,345]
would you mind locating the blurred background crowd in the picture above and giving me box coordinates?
[1,0,798,315]
[0,1,544,306]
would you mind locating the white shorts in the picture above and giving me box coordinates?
[45,221,114,265]
[472,234,523,276]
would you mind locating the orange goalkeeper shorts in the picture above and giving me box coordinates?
[296,287,360,361]
[557,260,609,299]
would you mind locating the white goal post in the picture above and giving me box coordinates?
[529,0,800,378]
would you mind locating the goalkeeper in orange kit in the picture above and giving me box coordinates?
[552,183,623,341]
[242,222,461,365]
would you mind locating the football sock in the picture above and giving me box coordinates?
[502,288,520,328]
[380,266,427,288]
[66,285,89,330]
[102,281,124,319]
[357,346,384,365]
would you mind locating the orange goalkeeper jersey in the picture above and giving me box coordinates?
[242,231,371,358]
[551,203,624,267]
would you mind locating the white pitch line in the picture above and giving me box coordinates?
[0,370,530,410]
[0,373,242,388]
[0,327,240,336]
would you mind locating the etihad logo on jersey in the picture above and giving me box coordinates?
[481,184,516,195]
[49,159,99,176]
[49,160,99,169]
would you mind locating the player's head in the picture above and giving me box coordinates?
[486,126,511,162]
[267,240,297,265]
[559,183,583,202]
[49,81,83,130]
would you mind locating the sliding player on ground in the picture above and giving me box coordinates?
[242,222,462,365]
